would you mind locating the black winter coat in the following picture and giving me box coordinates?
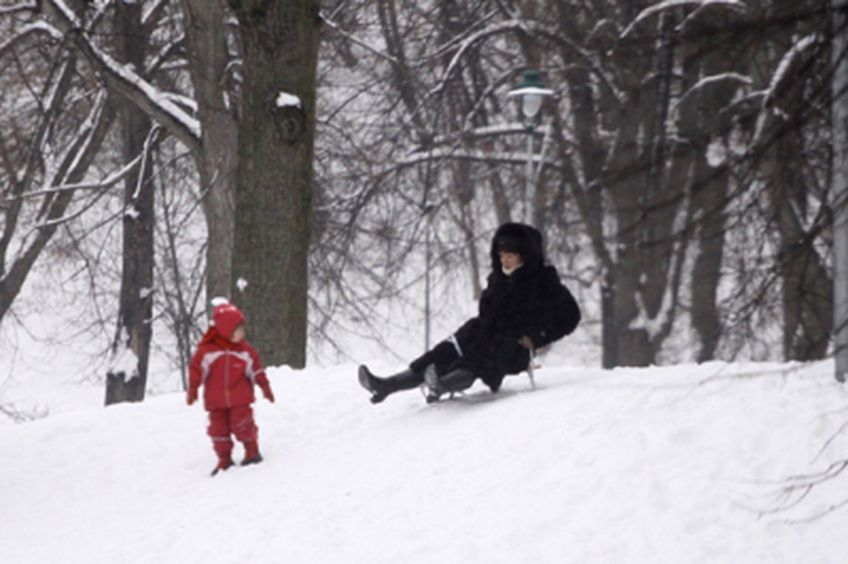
[426,223,581,391]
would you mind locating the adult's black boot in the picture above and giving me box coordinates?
[423,366,475,403]
[358,365,422,404]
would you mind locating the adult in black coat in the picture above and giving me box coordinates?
[358,222,581,403]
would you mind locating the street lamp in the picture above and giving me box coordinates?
[508,69,554,224]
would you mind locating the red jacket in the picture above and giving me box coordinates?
[188,328,270,411]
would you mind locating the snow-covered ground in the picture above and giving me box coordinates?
[1,359,847,563]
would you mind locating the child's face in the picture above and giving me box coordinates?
[231,325,246,343]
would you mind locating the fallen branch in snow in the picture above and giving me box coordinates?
[815,418,848,462]
[737,458,848,522]
[0,401,48,423]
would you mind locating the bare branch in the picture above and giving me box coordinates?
[0,2,38,17]
[320,10,399,64]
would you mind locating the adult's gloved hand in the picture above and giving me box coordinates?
[259,381,275,403]
[186,387,198,406]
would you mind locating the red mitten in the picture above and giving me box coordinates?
[186,387,198,406]
[259,381,275,403]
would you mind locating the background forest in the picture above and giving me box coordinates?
[0,0,843,409]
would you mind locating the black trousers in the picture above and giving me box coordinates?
[409,319,530,391]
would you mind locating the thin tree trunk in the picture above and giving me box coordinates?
[774,127,832,360]
[106,2,155,405]
[181,0,238,302]
[833,0,848,381]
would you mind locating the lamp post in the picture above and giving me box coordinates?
[508,69,554,224]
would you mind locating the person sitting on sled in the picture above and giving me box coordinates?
[187,300,275,475]
[358,222,581,403]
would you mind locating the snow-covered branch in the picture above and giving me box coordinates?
[751,34,820,148]
[427,18,621,105]
[409,123,550,154]
[0,2,37,17]
[0,154,141,206]
[42,0,201,154]
[621,0,746,38]
[429,19,522,99]
[675,72,752,109]
[396,147,565,172]
[763,34,819,108]
[0,21,64,59]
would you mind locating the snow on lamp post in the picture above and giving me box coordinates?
[508,70,554,225]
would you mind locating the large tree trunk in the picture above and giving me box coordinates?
[681,9,741,362]
[605,9,673,367]
[227,0,321,367]
[106,1,155,405]
[753,3,833,362]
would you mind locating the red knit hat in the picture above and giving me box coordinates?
[212,303,245,339]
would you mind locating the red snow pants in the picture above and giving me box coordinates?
[207,404,258,460]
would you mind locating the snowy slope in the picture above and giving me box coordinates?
[1,361,847,563]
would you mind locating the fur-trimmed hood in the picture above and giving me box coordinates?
[489,223,545,274]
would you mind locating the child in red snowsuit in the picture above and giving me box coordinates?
[187,302,275,475]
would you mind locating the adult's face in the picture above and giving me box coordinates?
[499,251,523,272]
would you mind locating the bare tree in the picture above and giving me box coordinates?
[317,0,837,368]
[0,2,117,324]
[3,0,323,373]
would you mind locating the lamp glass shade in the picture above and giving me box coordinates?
[522,93,543,120]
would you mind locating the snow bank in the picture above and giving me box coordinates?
[1,361,847,563]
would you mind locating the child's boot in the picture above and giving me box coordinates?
[242,440,263,466]
[211,441,234,476]
[211,457,233,476]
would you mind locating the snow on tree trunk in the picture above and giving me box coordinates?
[227,0,321,367]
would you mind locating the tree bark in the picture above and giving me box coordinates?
[106,1,155,405]
[752,4,833,362]
[181,0,238,302]
[833,0,848,381]
[774,126,832,360]
[227,0,321,367]
[680,9,741,362]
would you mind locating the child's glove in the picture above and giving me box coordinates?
[259,381,275,403]
[186,387,198,406]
